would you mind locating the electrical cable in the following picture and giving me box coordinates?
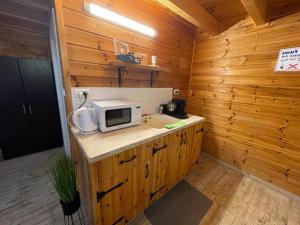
[78,92,88,108]
[67,92,88,128]
[67,110,76,128]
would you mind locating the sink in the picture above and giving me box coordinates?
[142,114,180,129]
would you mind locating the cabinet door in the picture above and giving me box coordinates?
[178,127,194,179]
[18,59,63,152]
[0,56,34,159]
[97,176,126,225]
[123,144,151,223]
[97,145,151,224]
[149,136,168,202]
[136,157,151,210]
[97,147,139,181]
[166,132,180,190]
[190,123,204,169]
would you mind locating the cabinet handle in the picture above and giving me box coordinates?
[119,155,136,164]
[22,104,27,115]
[152,144,168,155]
[28,104,32,115]
[150,186,164,199]
[96,182,124,202]
[180,133,183,146]
[196,128,203,133]
[184,132,188,145]
[112,216,125,225]
[145,164,149,178]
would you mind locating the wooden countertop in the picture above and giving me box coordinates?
[72,114,205,163]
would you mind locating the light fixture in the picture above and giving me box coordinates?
[84,2,157,38]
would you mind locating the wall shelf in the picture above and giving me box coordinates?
[108,60,170,87]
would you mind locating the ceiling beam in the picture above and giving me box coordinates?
[156,0,219,35]
[241,0,269,25]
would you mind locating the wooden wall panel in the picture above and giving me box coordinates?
[188,13,300,195]
[0,0,51,59]
[57,0,196,99]
[0,25,49,59]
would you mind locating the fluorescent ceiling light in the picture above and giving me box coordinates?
[84,2,157,38]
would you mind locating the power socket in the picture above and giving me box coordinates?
[73,89,90,108]
[173,89,180,95]
[76,89,90,98]
[82,91,88,98]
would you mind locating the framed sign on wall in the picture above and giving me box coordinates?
[275,47,300,71]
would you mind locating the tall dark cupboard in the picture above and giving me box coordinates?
[0,56,63,159]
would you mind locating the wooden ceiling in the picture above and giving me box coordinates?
[197,0,247,26]
[269,0,300,20]
[0,0,299,40]
[0,0,52,35]
[156,0,300,35]
[1,0,299,36]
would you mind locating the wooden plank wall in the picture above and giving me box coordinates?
[188,12,300,195]
[58,0,196,99]
[0,0,51,59]
[0,24,49,59]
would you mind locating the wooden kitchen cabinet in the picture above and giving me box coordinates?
[123,145,152,223]
[97,147,141,225]
[97,144,153,224]
[97,176,126,225]
[166,132,181,190]
[149,136,169,202]
[76,122,204,225]
[166,126,194,190]
[189,123,204,169]
[178,126,194,178]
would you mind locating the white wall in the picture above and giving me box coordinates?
[72,87,173,114]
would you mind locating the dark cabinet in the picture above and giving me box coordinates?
[0,57,34,158]
[0,56,62,159]
[18,59,63,152]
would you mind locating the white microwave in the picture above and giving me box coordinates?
[91,100,142,132]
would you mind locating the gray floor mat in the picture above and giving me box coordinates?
[145,180,213,225]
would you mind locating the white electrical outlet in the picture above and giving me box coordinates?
[173,89,180,95]
[72,88,91,109]
[76,88,90,97]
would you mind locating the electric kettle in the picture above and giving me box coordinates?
[72,107,98,134]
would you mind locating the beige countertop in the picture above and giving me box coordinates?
[72,114,205,163]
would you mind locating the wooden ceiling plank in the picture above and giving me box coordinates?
[0,11,48,26]
[0,13,48,34]
[9,0,52,12]
[156,0,220,35]
[0,0,49,24]
[240,0,269,25]
[269,0,300,21]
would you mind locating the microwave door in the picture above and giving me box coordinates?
[105,107,132,128]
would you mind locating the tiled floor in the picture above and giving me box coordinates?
[0,149,299,225]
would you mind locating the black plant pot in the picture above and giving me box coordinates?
[60,191,81,216]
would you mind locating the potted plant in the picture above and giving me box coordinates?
[48,154,81,216]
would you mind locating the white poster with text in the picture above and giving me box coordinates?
[275,47,300,71]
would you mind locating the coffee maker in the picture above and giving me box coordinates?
[161,99,188,119]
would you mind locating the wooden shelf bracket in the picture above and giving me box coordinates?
[108,60,170,88]
[150,71,159,87]
[117,67,127,87]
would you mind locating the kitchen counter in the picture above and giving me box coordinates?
[72,114,205,163]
